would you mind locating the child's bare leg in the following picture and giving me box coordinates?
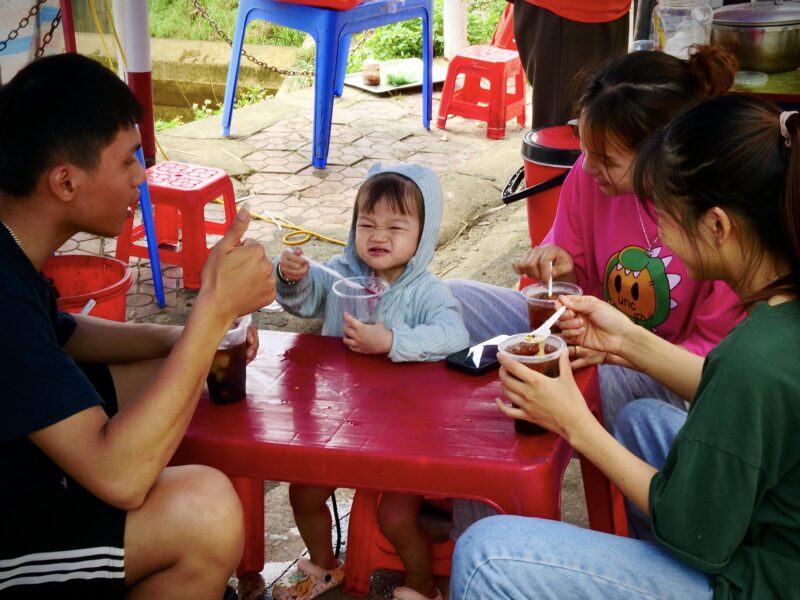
[378,493,437,597]
[289,483,338,569]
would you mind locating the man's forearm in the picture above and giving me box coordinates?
[65,315,183,363]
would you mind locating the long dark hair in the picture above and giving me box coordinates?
[634,94,800,304]
[577,45,737,163]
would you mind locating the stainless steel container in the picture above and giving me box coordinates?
[711,2,800,73]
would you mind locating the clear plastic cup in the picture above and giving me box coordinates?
[498,333,567,435]
[332,276,390,324]
[207,314,251,405]
[521,281,583,333]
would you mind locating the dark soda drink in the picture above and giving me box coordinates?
[207,341,247,404]
[528,294,558,331]
[498,334,566,436]
[522,282,583,331]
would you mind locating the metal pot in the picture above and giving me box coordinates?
[711,1,800,73]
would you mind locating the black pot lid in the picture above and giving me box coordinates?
[522,125,581,168]
[714,2,800,27]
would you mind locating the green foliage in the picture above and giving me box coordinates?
[386,71,416,86]
[148,0,305,46]
[346,0,505,73]
[155,115,185,131]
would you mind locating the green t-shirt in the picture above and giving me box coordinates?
[649,301,800,599]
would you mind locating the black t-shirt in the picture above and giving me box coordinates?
[0,227,103,505]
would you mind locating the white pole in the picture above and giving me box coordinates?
[117,0,156,164]
[443,0,469,60]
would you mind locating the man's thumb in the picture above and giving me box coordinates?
[223,204,251,247]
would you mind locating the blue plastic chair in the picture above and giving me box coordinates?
[134,146,167,308]
[221,0,433,169]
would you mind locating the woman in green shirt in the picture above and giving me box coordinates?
[451,94,800,599]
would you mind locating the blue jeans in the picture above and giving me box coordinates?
[451,400,711,600]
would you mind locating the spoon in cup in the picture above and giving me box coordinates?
[301,256,367,291]
[525,305,567,344]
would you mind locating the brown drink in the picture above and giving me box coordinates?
[498,334,567,435]
[207,341,247,404]
[522,282,583,331]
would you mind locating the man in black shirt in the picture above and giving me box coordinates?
[0,54,275,599]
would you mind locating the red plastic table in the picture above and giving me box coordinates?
[171,331,623,578]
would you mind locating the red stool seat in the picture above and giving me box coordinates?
[116,161,237,289]
[436,45,526,140]
[343,490,454,597]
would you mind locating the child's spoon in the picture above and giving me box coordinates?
[301,256,367,291]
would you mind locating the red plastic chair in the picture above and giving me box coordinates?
[343,490,454,597]
[436,4,525,140]
[116,162,237,289]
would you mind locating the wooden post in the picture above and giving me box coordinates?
[59,0,77,52]
[443,0,469,60]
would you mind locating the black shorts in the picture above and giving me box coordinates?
[0,363,126,599]
[0,482,127,599]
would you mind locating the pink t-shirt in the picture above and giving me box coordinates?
[541,154,743,356]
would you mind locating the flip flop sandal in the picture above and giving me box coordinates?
[392,585,444,600]
[272,557,345,600]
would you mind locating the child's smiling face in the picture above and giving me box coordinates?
[354,196,421,284]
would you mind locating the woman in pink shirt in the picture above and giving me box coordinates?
[449,46,742,427]
[448,46,744,537]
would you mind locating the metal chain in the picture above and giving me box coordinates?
[190,0,314,77]
[35,10,61,58]
[190,0,376,78]
[0,0,46,54]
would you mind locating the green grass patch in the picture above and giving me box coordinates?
[148,0,306,46]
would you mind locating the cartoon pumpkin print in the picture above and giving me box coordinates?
[604,245,681,331]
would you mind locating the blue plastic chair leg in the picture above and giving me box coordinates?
[312,18,340,169]
[421,4,432,129]
[134,147,166,308]
[334,33,351,97]
[222,5,252,137]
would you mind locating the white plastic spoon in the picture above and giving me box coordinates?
[526,305,567,343]
[301,256,367,290]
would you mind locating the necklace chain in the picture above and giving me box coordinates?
[1,221,26,255]
[635,200,659,252]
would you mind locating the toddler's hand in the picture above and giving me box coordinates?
[342,313,392,355]
[279,247,309,283]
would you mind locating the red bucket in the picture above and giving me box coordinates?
[42,255,132,322]
[520,125,581,245]
[500,125,581,289]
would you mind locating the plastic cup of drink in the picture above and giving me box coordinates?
[332,276,390,324]
[497,333,567,435]
[207,314,251,405]
[521,281,583,333]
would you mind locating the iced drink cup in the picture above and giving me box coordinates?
[498,333,567,435]
[332,276,390,324]
[207,314,250,405]
[522,281,583,332]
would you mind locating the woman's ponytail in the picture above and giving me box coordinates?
[686,44,738,98]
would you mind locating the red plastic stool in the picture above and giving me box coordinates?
[342,490,454,597]
[116,161,237,289]
[436,45,526,140]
